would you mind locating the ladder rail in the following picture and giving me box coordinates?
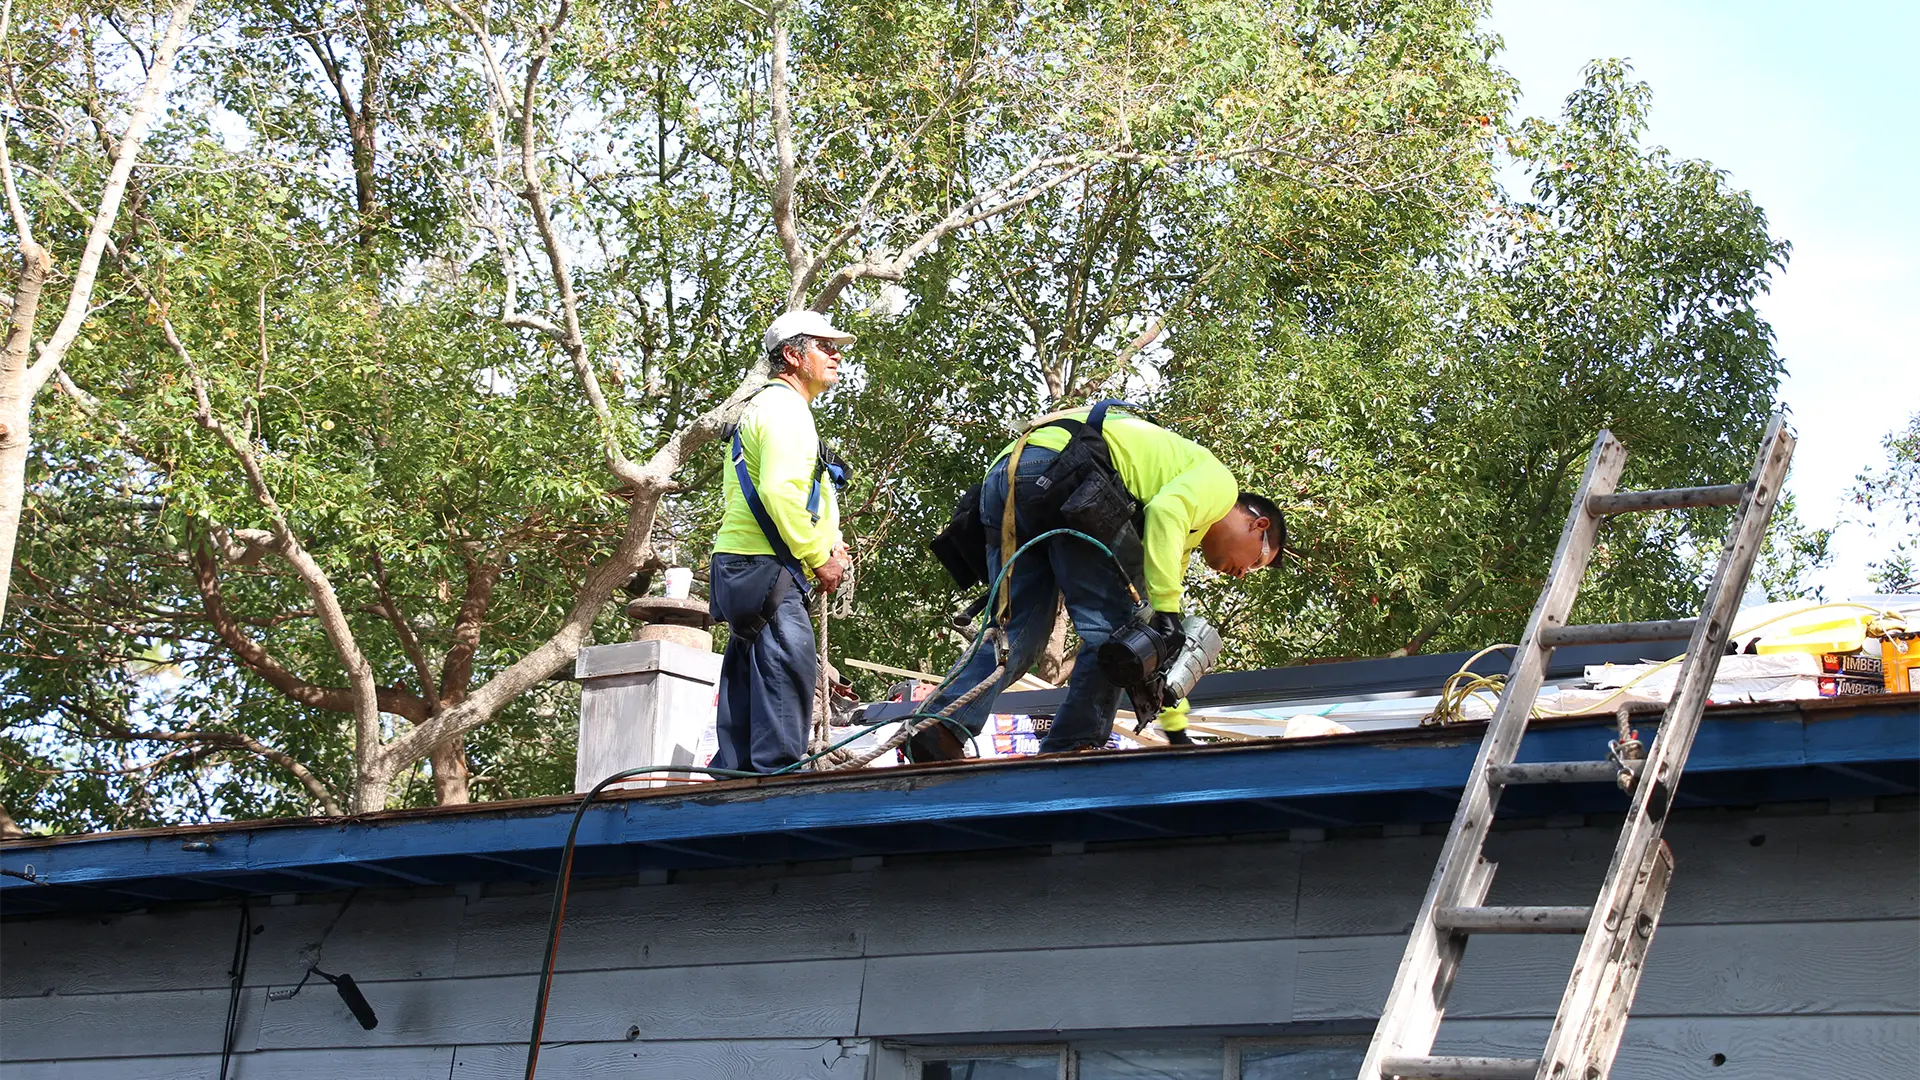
[1356,414,1795,1080]
[1357,431,1628,1078]
[1535,416,1795,1079]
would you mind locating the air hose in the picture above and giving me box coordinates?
[524,527,1130,1079]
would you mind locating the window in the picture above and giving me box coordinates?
[900,1037,1364,1079]
[919,1053,1063,1080]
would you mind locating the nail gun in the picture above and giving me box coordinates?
[1095,607,1224,732]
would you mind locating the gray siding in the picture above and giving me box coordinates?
[3,805,1914,1078]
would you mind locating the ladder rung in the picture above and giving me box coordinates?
[1488,760,1630,785]
[1435,904,1593,933]
[1539,618,1695,647]
[1587,483,1747,515]
[1380,1056,1541,1080]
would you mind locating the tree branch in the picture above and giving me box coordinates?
[191,541,428,722]
[60,700,343,818]
[157,300,390,808]
[436,551,501,705]
[25,0,196,399]
[769,0,811,302]
[369,548,438,709]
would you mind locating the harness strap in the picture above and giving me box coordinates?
[991,400,1146,626]
[997,438,1028,627]
[730,382,818,595]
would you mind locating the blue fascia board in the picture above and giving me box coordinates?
[3,699,1915,915]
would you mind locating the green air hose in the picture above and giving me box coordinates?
[524,528,1130,1079]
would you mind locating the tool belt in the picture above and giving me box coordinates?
[709,554,796,644]
[928,400,1149,593]
[1029,400,1145,543]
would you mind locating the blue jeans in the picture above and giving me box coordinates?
[919,447,1138,754]
[709,553,815,774]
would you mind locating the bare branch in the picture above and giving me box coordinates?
[191,541,429,723]
[769,0,810,301]
[503,0,648,488]
[793,61,978,302]
[0,3,36,247]
[369,549,439,708]
[73,707,344,818]
[26,0,197,398]
[809,154,1097,310]
[155,299,390,808]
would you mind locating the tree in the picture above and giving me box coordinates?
[1159,61,1802,664]
[1852,411,1919,593]
[5,0,1509,828]
[1,0,197,625]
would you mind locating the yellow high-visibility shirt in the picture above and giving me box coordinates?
[715,383,841,574]
[995,407,1237,612]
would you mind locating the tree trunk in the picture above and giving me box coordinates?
[0,248,53,626]
[429,737,471,805]
[0,801,25,839]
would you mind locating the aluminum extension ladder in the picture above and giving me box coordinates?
[1357,414,1796,1080]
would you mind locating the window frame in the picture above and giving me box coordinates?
[891,1041,1071,1080]
[877,1034,1368,1080]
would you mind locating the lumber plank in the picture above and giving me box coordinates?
[1291,919,1918,1021]
[0,986,261,1062]
[452,871,872,978]
[1438,1016,1919,1080]
[863,842,1303,957]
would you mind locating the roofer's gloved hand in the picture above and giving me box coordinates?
[1158,697,1194,745]
[1150,609,1185,660]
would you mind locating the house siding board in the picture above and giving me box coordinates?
[252,960,866,1051]
[1437,1017,1920,1079]
[0,1046,461,1080]
[450,1038,870,1078]
[856,938,1302,1036]
[2,806,1914,1077]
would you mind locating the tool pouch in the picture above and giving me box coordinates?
[1033,418,1139,543]
[1056,466,1137,542]
[929,482,990,588]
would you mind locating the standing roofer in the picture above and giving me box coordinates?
[917,401,1284,760]
[708,310,855,774]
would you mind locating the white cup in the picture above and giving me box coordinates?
[663,566,694,599]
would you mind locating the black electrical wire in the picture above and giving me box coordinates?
[523,529,1129,1080]
[218,899,252,1080]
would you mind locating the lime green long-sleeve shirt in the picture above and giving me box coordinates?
[715,383,841,574]
[996,407,1237,612]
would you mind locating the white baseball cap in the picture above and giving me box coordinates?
[763,309,856,356]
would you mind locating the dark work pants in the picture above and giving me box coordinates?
[708,553,816,775]
[917,447,1138,755]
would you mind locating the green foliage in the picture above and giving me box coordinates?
[1853,412,1919,593]
[1,5,1817,832]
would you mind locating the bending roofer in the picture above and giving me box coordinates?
[708,310,855,774]
[916,401,1285,760]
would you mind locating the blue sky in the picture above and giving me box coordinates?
[1487,0,1919,598]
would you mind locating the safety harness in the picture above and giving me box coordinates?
[728,382,849,596]
[919,398,1151,624]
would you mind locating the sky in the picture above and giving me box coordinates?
[1486,0,1919,599]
